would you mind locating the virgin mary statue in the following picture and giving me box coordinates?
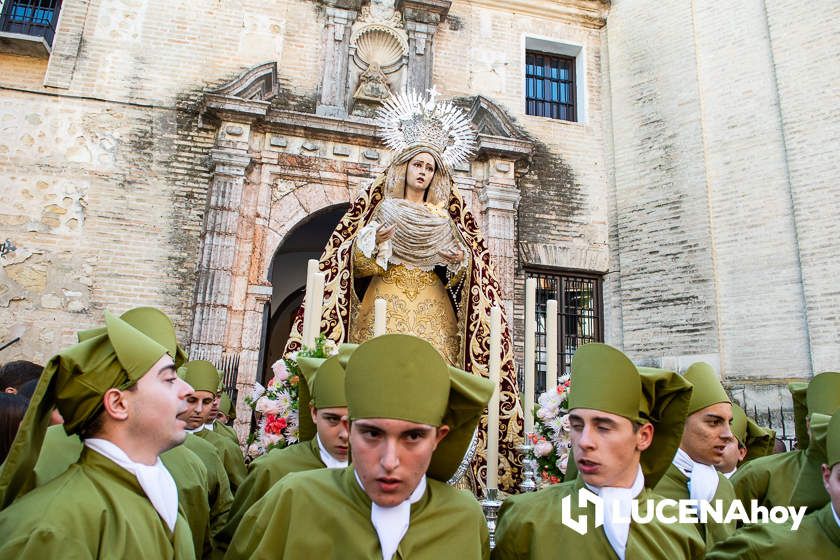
[285,90,523,493]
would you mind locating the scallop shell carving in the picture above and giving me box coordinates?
[351,24,408,69]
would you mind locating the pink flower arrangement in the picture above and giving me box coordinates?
[533,374,572,486]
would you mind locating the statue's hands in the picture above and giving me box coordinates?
[375,224,396,244]
[438,248,464,265]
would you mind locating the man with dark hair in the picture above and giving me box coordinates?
[0,312,195,558]
[495,344,704,559]
[226,335,492,559]
[0,360,42,394]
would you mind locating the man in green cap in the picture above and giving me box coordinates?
[217,392,236,425]
[226,334,492,559]
[217,353,349,549]
[654,361,737,547]
[0,311,196,558]
[732,372,840,509]
[181,360,247,493]
[716,404,774,479]
[707,411,840,558]
[207,386,239,445]
[29,306,216,558]
[494,343,704,559]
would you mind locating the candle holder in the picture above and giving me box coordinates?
[481,487,503,549]
[517,436,538,493]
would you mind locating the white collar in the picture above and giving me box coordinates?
[584,466,645,560]
[673,448,720,503]
[203,422,215,431]
[722,467,737,479]
[354,470,426,560]
[185,425,204,434]
[832,503,840,529]
[316,434,348,469]
[84,439,179,532]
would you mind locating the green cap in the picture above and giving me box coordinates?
[806,372,840,417]
[731,404,775,462]
[0,311,168,509]
[789,381,810,449]
[296,354,348,440]
[790,412,833,510]
[219,393,236,420]
[181,360,221,394]
[567,343,693,487]
[78,307,189,369]
[343,334,493,482]
[684,362,730,415]
[827,412,840,469]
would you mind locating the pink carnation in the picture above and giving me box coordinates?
[533,440,554,457]
[271,359,291,382]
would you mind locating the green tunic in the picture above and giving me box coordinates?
[706,502,840,559]
[225,466,490,560]
[213,422,239,445]
[217,438,325,549]
[183,433,234,549]
[654,463,737,548]
[493,477,705,559]
[195,428,246,493]
[730,449,805,508]
[0,448,195,558]
[30,425,212,559]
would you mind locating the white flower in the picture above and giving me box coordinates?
[255,396,283,416]
[323,338,339,356]
[559,414,571,432]
[246,443,263,458]
[273,390,293,414]
[533,440,554,457]
[536,406,558,421]
[557,452,569,474]
[287,351,299,364]
[271,360,291,382]
[538,390,564,411]
[250,382,266,402]
[546,416,565,435]
[261,432,283,447]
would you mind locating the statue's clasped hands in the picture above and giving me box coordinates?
[438,248,464,265]
[375,223,396,244]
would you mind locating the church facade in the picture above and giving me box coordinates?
[0,0,837,435]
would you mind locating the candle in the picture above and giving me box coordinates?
[524,278,536,434]
[546,299,558,390]
[374,298,387,337]
[305,271,326,347]
[301,259,319,348]
[487,306,501,490]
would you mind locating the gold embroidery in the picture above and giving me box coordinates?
[380,265,438,301]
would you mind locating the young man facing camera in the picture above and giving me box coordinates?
[217,353,350,549]
[494,343,704,559]
[226,334,492,559]
[0,312,195,558]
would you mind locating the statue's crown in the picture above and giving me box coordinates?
[376,87,476,168]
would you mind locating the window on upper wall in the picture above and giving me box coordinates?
[525,50,576,121]
[0,0,63,48]
[527,268,604,393]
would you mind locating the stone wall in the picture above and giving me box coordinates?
[604,0,840,419]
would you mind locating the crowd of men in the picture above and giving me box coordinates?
[0,306,838,558]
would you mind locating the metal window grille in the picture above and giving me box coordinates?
[0,0,62,47]
[527,269,603,394]
[525,50,576,121]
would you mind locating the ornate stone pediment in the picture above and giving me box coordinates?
[208,62,279,101]
[465,96,534,162]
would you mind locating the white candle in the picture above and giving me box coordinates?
[487,306,501,490]
[374,298,387,337]
[524,278,536,434]
[305,271,326,347]
[301,259,319,348]
[546,299,558,390]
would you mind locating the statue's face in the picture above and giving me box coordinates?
[405,152,436,195]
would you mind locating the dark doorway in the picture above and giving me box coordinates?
[260,203,348,385]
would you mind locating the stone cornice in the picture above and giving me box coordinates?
[465,0,609,29]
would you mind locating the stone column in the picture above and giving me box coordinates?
[477,159,520,312]
[397,0,451,92]
[316,1,363,117]
[190,134,252,363]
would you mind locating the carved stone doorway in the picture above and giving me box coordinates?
[261,203,349,385]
